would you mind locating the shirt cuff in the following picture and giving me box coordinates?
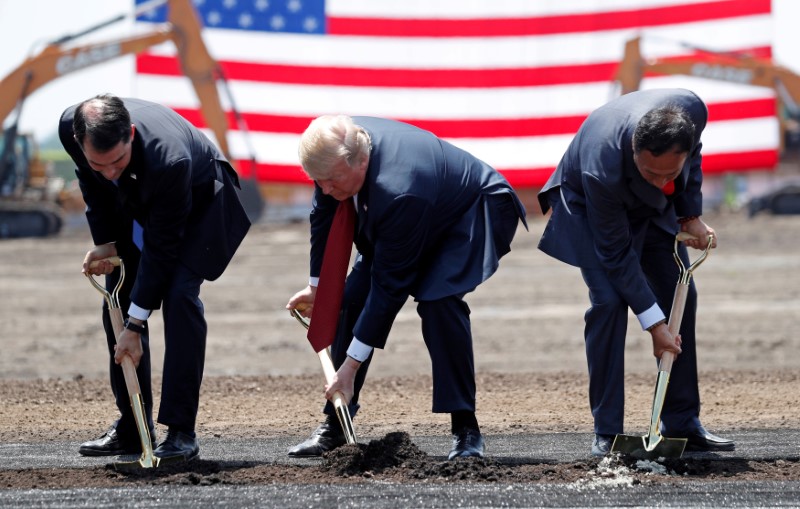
[127,303,151,321]
[637,303,666,331]
[309,277,319,287]
[347,338,373,362]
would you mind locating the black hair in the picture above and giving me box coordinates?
[72,94,132,152]
[632,104,695,156]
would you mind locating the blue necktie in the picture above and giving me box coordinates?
[112,179,144,251]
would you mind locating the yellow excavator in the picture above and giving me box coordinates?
[0,0,264,238]
[614,35,800,155]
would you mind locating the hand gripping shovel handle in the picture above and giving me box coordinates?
[292,309,357,445]
[86,257,157,468]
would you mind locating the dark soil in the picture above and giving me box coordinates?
[1,432,798,489]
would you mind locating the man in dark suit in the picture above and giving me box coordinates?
[286,115,527,459]
[59,94,251,463]
[537,88,734,456]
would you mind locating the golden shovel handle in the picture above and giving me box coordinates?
[662,232,712,371]
[645,232,714,449]
[292,308,310,329]
[673,232,714,284]
[84,256,157,468]
[290,308,357,445]
[85,257,125,310]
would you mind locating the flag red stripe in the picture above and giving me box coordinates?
[138,54,617,88]
[138,44,771,89]
[327,0,770,37]
[706,98,776,120]
[236,149,777,188]
[173,99,775,139]
[701,149,779,172]
[174,107,587,137]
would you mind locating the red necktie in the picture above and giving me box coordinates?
[662,180,675,195]
[307,199,356,353]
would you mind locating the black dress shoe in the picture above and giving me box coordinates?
[78,427,156,457]
[591,434,614,457]
[288,416,346,457]
[154,429,199,463]
[448,428,485,460]
[681,426,735,452]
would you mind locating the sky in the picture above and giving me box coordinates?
[1,0,799,144]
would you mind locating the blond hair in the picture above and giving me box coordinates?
[298,115,370,180]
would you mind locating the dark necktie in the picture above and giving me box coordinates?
[112,179,144,250]
[307,199,356,352]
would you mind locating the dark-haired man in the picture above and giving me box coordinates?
[537,88,734,456]
[59,94,250,463]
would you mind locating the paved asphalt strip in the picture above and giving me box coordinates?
[1,430,799,508]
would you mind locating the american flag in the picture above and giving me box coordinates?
[134,0,777,188]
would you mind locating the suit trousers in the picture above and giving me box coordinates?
[580,225,702,436]
[157,262,207,432]
[324,257,477,418]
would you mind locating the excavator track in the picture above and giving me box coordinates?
[0,201,62,239]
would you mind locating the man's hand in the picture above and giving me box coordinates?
[650,322,682,360]
[681,217,717,250]
[286,285,317,318]
[114,327,144,367]
[325,357,360,404]
[83,243,118,276]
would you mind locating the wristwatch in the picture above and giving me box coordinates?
[124,318,147,334]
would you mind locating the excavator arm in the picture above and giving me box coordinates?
[0,0,232,160]
[614,36,800,112]
[0,0,264,237]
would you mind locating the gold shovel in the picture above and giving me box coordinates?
[291,308,357,445]
[611,232,713,459]
[86,256,157,469]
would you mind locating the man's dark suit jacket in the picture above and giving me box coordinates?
[537,88,707,315]
[59,98,251,310]
[310,117,527,349]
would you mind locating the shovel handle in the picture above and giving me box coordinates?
[109,308,144,398]
[291,308,357,444]
[108,306,156,466]
[86,258,155,467]
[660,232,710,373]
[660,281,689,373]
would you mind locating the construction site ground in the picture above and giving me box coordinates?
[0,203,798,507]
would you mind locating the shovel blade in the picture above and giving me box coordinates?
[611,434,687,459]
[112,454,159,471]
